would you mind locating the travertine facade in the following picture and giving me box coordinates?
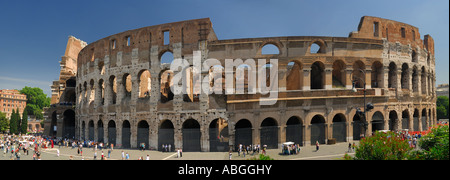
[50,16,437,151]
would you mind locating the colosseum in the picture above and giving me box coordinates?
[44,16,437,152]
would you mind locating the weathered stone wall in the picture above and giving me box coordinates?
[73,16,437,151]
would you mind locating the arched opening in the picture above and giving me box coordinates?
[261,43,280,55]
[66,79,76,88]
[209,118,229,152]
[182,119,201,152]
[332,113,346,142]
[159,70,174,103]
[236,64,254,94]
[309,41,325,54]
[123,73,132,98]
[183,66,200,102]
[98,79,105,105]
[108,120,116,146]
[389,111,398,131]
[310,115,326,145]
[160,51,174,65]
[235,119,252,149]
[286,61,303,90]
[371,111,384,133]
[412,50,418,62]
[311,61,325,89]
[421,109,428,130]
[413,109,420,131]
[109,76,117,104]
[138,70,151,98]
[260,117,278,149]
[159,120,174,152]
[388,62,397,88]
[137,120,149,149]
[402,110,410,130]
[412,66,419,93]
[81,121,86,140]
[352,113,363,140]
[97,120,104,143]
[50,111,57,137]
[88,120,94,141]
[122,120,131,148]
[332,60,346,88]
[401,63,409,90]
[286,116,303,146]
[352,60,365,88]
[62,110,75,139]
[371,61,383,88]
[421,67,427,95]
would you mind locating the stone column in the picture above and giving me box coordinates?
[302,67,311,90]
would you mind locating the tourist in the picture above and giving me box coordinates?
[315,141,320,151]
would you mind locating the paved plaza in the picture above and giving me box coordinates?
[0,142,357,160]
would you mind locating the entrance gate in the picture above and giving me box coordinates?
[182,119,201,152]
[158,120,174,152]
[122,120,131,148]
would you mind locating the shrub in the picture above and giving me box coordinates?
[409,125,449,160]
[353,131,412,160]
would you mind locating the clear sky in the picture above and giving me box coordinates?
[0,0,448,97]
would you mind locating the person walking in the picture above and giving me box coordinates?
[315,141,320,152]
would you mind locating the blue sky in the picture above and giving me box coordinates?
[0,0,448,97]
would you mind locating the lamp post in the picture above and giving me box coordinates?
[350,69,372,138]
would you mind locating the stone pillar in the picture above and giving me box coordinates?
[302,67,311,90]
[324,67,333,90]
[345,67,353,89]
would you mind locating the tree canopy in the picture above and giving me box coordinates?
[19,86,50,120]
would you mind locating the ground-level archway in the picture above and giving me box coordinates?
[260,117,278,149]
[108,120,116,146]
[310,115,326,145]
[137,120,149,149]
[122,120,131,148]
[286,116,303,146]
[159,120,174,152]
[332,113,346,143]
[62,109,75,139]
[182,119,201,152]
[371,111,384,133]
[235,119,252,149]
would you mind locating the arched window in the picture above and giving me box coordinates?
[371,61,383,88]
[160,51,174,65]
[261,44,280,55]
[309,41,326,54]
[388,62,397,88]
[123,73,132,98]
[286,61,302,90]
[138,70,151,98]
[401,63,409,90]
[311,61,325,89]
[332,60,346,88]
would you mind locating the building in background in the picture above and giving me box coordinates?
[0,89,27,119]
[436,84,449,98]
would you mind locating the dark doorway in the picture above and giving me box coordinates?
[159,120,174,152]
[286,116,303,146]
[260,117,278,149]
[209,119,229,152]
[311,115,326,145]
[122,120,131,148]
[234,119,252,150]
[108,120,116,146]
[182,119,201,152]
[332,114,346,142]
[62,110,75,139]
[137,120,149,149]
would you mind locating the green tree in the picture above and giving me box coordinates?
[19,86,50,120]
[436,96,449,120]
[409,125,449,160]
[9,109,17,134]
[0,112,9,133]
[21,110,28,134]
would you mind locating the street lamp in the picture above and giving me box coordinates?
[350,69,373,138]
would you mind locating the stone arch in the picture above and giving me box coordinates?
[209,118,229,152]
[309,40,326,54]
[97,120,104,142]
[122,73,132,98]
[310,115,326,145]
[160,50,174,65]
[311,61,325,89]
[261,43,280,55]
[138,69,151,98]
[159,69,174,103]
[182,119,201,152]
[332,60,346,88]
[109,75,117,104]
[122,120,131,148]
[88,120,94,141]
[388,62,397,88]
[62,109,75,139]
[159,120,175,151]
[401,63,410,90]
[137,120,149,149]
[286,116,303,146]
[235,119,252,149]
[371,111,384,133]
[107,120,116,146]
[260,117,279,149]
[371,61,383,88]
[389,110,398,131]
[332,113,346,142]
[412,66,419,93]
[413,109,420,131]
[352,60,365,88]
[286,60,303,90]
